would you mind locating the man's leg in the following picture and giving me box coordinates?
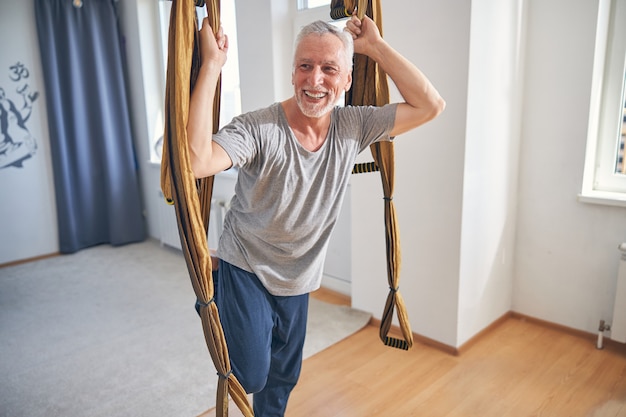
[253,293,309,417]
[215,260,274,393]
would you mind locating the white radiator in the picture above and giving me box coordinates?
[157,190,229,251]
[612,243,626,343]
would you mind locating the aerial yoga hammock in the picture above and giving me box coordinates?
[160,0,412,415]
[160,0,253,416]
[331,0,414,351]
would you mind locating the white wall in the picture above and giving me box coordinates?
[351,0,471,347]
[351,0,626,347]
[514,0,626,336]
[457,0,524,346]
[348,0,524,348]
[234,0,296,112]
[0,1,58,264]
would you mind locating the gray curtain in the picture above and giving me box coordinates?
[35,0,145,253]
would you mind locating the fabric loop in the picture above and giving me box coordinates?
[383,196,393,201]
[196,297,215,308]
[389,286,399,293]
[217,369,233,380]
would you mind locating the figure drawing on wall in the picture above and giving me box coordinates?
[0,61,39,169]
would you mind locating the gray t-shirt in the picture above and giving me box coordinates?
[213,102,397,296]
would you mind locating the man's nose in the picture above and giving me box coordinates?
[308,67,324,85]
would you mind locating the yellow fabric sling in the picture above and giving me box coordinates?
[160,0,253,415]
[160,1,412,413]
[331,0,414,351]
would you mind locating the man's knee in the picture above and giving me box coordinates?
[236,367,268,394]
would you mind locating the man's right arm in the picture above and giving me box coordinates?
[187,19,233,178]
[345,15,445,137]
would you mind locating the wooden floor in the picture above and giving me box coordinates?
[200,290,626,417]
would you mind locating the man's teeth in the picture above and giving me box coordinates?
[305,91,326,98]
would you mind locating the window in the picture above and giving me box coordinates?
[297,0,331,10]
[581,0,626,205]
[153,0,241,163]
[616,79,626,173]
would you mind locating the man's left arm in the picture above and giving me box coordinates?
[345,15,446,136]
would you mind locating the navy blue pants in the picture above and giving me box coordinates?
[204,259,309,417]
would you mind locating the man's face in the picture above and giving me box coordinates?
[292,33,352,119]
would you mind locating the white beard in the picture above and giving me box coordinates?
[295,90,339,118]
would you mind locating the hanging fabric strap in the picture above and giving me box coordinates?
[160,0,254,415]
[331,0,414,351]
[352,161,379,174]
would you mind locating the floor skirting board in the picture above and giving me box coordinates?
[370,311,624,357]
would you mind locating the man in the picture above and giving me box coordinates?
[188,14,445,417]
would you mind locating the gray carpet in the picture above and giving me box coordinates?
[0,240,371,417]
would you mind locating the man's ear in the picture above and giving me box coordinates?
[345,72,353,92]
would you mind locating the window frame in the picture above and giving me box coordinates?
[580,0,626,207]
[152,0,241,164]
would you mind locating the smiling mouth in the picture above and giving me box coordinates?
[304,90,327,99]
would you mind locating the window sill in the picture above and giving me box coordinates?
[578,190,626,208]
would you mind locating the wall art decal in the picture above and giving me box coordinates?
[0,62,40,169]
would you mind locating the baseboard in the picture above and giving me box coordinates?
[368,317,459,356]
[314,285,351,307]
[510,312,595,340]
[456,312,512,355]
[369,310,625,357]
[510,312,626,349]
[320,274,351,296]
[0,252,60,268]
